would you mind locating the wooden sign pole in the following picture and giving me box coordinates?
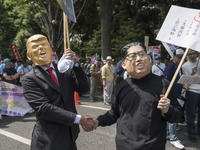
[63,12,67,52]
[164,48,189,98]
[63,12,70,52]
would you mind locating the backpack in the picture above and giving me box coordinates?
[86,64,92,77]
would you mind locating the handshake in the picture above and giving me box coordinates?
[79,116,98,132]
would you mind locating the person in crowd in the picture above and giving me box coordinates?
[164,48,185,149]
[27,59,33,66]
[89,58,102,102]
[15,60,22,85]
[84,42,182,150]
[21,34,92,150]
[15,60,22,71]
[2,58,19,84]
[0,60,5,71]
[115,58,125,85]
[164,58,169,67]
[84,58,91,87]
[102,56,114,106]
[100,60,106,93]
[182,49,200,143]
[111,59,116,75]
[152,56,166,77]
[80,62,84,71]
[17,60,32,86]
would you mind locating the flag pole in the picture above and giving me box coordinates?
[63,12,70,52]
[66,15,70,49]
[63,12,67,52]
[164,48,189,98]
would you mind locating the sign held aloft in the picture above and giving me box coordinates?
[156,5,200,52]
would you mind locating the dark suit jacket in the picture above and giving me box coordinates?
[22,63,89,150]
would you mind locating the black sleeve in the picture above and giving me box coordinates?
[97,87,121,126]
[69,66,89,94]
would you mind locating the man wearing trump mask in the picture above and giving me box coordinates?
[22,34,93,150]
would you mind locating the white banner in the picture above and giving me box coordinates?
[0,81,32,116]
[156,5,200,52]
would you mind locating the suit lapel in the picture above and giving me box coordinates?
[33,65,62,95]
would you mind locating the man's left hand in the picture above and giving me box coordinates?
[64,49,77,64]
[157,95,170,113]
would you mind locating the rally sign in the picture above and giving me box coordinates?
[0,81,32,116]
[148,46,161,64]
[156,5,200,52]
[57,0,76,23]
[155,29,179,58]
[10,44,22,61]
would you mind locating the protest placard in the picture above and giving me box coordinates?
[156,5,200,97]
[156,5,200,52]
[0,81,32,116]
[177,75,200,85]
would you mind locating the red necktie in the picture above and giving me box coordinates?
[46,67,59,87]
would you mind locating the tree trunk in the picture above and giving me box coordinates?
[186,0,191,7]
[99,0,115,60]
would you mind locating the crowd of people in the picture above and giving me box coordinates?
[0,58,33,85]
[0,35,199,150]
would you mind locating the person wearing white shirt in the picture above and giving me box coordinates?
[182,49,200,143]
[152,57,165,76]
[17,60,32,85]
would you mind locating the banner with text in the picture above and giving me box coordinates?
[0,81,32,116]
[10,44,22,61]
[156,5,200,52]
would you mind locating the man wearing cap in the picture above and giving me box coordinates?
[164,48,185,149]
[21,34,92,150]
[101,56,114,106]
[2,58,19,84]
[89,58,102,102]
[152,56,165,77]
[86,42,181,150]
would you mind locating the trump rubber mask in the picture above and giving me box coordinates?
[26,34,53,66]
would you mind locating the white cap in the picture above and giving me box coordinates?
[106,56,112,60]
[174,48,184,57]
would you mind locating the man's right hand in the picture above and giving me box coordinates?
[80,116,98,132]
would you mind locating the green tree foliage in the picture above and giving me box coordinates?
[1,0,200,62]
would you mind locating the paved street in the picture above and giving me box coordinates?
[0,93,199,150]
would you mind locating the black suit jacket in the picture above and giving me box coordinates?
[22,63,89,150]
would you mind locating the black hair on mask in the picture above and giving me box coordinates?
[121,42,146,58]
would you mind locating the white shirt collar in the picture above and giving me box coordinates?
[40,63,55,71]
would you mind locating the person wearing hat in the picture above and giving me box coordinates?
[164,48,185,149]
[101,56,114,106]
[152,56,166,77]
[2,58,19,84]
[89,58,102,102]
